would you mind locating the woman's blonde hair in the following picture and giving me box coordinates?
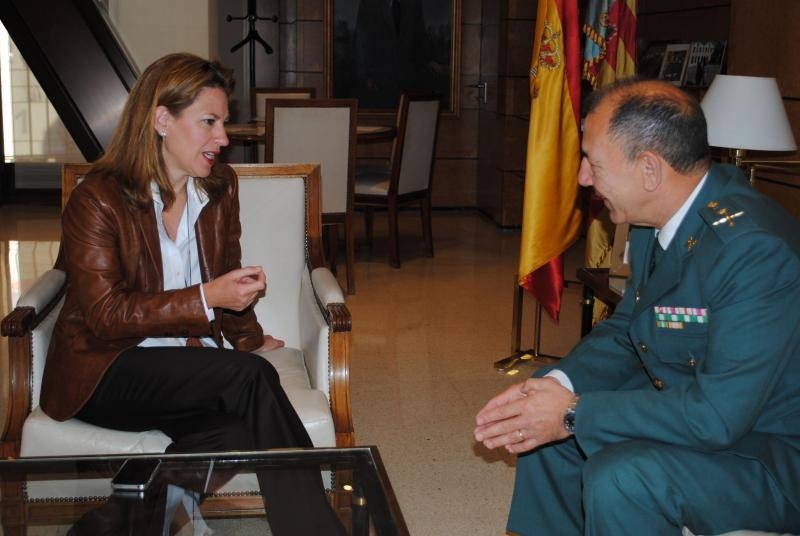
[91,53,235,209]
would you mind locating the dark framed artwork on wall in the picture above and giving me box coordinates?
[324,0,461,115]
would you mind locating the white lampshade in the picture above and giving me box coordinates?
[700,75,797,152]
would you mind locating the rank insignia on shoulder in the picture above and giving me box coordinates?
[700,197,754,241]
[654,306,708,329]
[712,208,745,227]
[686,236,697,251]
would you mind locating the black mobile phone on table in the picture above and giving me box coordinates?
[111,458,161,492]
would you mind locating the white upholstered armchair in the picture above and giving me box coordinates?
[0,163,353,529]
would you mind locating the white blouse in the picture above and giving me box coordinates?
[139,178,216,348]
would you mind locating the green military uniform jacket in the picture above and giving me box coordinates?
[538,163,800,512]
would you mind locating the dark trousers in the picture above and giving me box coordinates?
[508,438,800,536]
[75,346,345,536]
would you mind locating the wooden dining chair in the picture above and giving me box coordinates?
[61,162,92,211]
[250,87,316,162]
[250,87,316,121]
[354,93,441,268]
[264,98,359,294]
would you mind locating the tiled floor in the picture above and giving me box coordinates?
[0,203,586,535]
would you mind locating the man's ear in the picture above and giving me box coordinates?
[638,151,663,192]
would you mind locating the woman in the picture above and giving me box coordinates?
[43,52,344,535]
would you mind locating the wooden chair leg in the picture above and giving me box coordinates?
[2,480,26,536]
[387,200,400,268]
[345,213,355,295]
[421,196,434,257]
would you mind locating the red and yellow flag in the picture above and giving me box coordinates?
[518,0,582,321]
[581,0,637,324]
[582,0,637,90]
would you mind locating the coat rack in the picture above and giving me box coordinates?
[227,0,278,88]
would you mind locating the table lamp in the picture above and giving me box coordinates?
[700,75,797,169]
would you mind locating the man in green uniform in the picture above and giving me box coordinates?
[475,78,800,535]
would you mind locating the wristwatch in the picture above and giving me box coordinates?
[563,395,580,434]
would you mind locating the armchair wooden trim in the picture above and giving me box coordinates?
[1,306,35,454]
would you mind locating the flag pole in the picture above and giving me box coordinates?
[493,277,566,372]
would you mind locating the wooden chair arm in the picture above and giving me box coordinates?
[307,267,354,446]
[326,303,354,448]
[1,270,67,455]
[1,307,37,453]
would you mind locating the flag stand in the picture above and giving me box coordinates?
[493,276,564,372]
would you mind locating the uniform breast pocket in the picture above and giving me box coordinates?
[655,323,708,369]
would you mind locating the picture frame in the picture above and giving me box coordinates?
[683,40,727,88]
[324,0,461,115]
[637,40,674,80]
[658,43,691,86]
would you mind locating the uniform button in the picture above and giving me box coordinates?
[653,378,665,390]
[688,357,697,367]
[639,342,648,352]
[635,291,641,302]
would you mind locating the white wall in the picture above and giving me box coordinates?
[107,0,211,71]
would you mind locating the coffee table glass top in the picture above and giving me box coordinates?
[0,446,407,535]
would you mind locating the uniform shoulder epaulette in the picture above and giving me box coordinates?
[699,197,758,243]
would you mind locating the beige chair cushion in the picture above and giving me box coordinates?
[354,167,391,196]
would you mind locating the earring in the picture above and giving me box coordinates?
[159,131,166,138]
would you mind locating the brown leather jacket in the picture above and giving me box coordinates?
[41,164,264,421]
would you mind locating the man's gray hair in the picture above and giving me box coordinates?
[585,78,711,174]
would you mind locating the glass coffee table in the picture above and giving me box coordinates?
[0,446,407,535]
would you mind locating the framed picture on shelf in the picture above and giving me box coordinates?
[684,41,727,88]
[658,44,691,86]
[638,40,674,80]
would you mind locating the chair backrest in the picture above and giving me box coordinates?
[264,99,358,215]
[61,163,92,210]
[391,94,441,196]
[251,87,316,121]
[230,163,325,349]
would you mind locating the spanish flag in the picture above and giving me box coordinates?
[581,0,637,324]
[518,0,582,321]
